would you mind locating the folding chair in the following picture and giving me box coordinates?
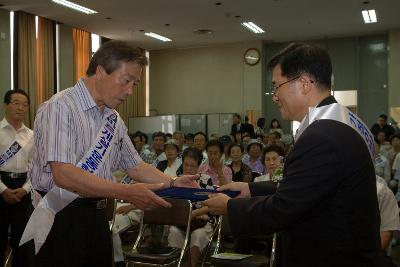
[124,198,192,267]
[209,215,270,267]
[4,238,12,267]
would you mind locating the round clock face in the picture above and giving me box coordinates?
[244,48,260,65]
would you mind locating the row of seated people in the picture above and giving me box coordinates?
[112,138,286,266]
[112,130,400,266]
[375,134,400,194]
[130,130,291,178]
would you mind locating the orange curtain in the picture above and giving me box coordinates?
[16,11,37,128]
[72,28,90,82]
[246,110,260,126]
[36,16,55,105]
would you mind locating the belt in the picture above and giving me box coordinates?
[0,171,27,179]
[69,198,108,209]
[35,190,107,209]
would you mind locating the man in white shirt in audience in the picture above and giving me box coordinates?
[0,89,34,267]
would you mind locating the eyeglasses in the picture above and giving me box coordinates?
[270,76,300,96]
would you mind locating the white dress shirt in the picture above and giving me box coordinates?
[0,118,33,193]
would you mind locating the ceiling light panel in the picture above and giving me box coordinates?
[52,0,98,14]
[362,9,377,23]
[144,32,172,42]
[241,22,265,34]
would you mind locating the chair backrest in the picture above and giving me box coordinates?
[142,198,192,228]
[220,214,231,236]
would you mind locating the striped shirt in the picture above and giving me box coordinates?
[29,79,142,192]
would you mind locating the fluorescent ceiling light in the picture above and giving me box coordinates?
[362,9,377,23]
[241,22,265,34]
[52,0,97,14]
[144,32,172,42]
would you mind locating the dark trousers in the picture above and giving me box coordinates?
[34,202,112,267]
[0,177,34,267]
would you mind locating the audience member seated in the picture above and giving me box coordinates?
[234,132,242,144]
[374,137,391,183]
[255,117,266,136]
[131,131,152,160]
[141,131,166,165]
[209,133,220,141]
[263,132,277,146]
[393,150,400,181]
[242,139,265,176]
[168,148,216,267]
[390,134,400,169]
[371,114,395,141]
[377,131,393,159]
[156,139,183,176]
[218,135,233,165]
[228,143,253,182]
[242,132,251,149]
[376,177,400,266]
[255,133,264,144]
[254,144,285,183]
[194,132,208,165]
[269,118,284,136]
[165,133,173,140]
[173,131,187,152]
[185,133,194,148]
[198,140,233,187]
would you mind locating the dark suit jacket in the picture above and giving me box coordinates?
[228,96,382,267]
[230,123,255,137]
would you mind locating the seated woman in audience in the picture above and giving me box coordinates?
[198,140,233,187]
[234,132,242,144]
[377,131,392,159]
[389,134,400,168]
[255,117,266,136]
[254,144,285,183]
[168,148,215,267]
[228,143,253,182]
[374,138,391,183]
[218,135,233,165]
[156,139,182,176]
[242,139,265,175]
[269,118,284,136]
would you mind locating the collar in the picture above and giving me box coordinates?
[0,118,29,132]
[316,95,337,108]
[76,79,112,114]
[298,95,337,128]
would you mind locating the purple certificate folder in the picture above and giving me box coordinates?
[155,187,240,201]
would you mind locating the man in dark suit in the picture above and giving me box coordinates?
[231,114,255,139]
[371,114,395,141]
[230,113,244,137]
[204,43,382,266]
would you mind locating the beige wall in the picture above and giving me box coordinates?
[149,41,263,116]
[389,30,400,125]
[0,9,11,119]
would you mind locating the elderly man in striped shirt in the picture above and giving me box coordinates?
[23,41,198,267]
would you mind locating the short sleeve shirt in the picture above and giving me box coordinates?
[29,79,142,192]
[198,163,232,187]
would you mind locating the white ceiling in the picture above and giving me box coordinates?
[0,0,399,50]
